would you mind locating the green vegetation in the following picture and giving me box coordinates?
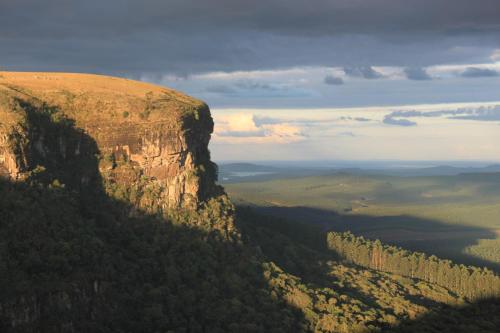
[0,179,306,332]
[237,209,500,332]
[4,175,496,332]
[465,238,500,264]
[1,170,499,332]
[225,172,500,269]
[327,231,500,301]
[225,173,500,228]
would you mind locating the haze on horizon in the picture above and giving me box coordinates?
[2,0,500,161]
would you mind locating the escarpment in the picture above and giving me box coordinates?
[0,72,227,219]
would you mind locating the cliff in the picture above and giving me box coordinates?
[0,72,222,213]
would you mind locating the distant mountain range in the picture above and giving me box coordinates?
[333,164,500,177]
[218,162,500,182]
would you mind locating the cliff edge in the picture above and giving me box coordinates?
[0,72,223,214]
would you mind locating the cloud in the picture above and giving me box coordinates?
[452,106,500,121]
[252,115,374,128]
[214,113,306,143]
[337,131,356,137]
[4,2,500,111]
[461,67,499,78]
[216,130,266,138]
[159,62,500,109]
[491,49,500,62]
[204,80,312,98]
[383,116,417,126]
[343,66,384,79]
[212,109,377,144]
[2,1,500,76]
[235,81,282,91]
[339,116,373,122]
[354,117,372,122]
[387,110,429,118]
[3,1,499,41]
[383,105,500,122]
[253,115,333,127]
[404,67,432,80]
[210,103,500,161]
[205,85,237,94]
[324,75,344,85]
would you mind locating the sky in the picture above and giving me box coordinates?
[2,1,500,162]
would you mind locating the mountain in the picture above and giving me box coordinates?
[0,73,498,332]
[0,72,223,210]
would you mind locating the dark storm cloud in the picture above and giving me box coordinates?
[324,75,344,85]
[3,1,500,39]
[343,67,384,79]
[1,0,500,75]
[461,67,500,78]
[404,67,432,80]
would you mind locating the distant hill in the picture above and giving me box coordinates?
[218,162,321,183]
[218,161,500,183]
[340,164,500,177]
[219,162,279,172]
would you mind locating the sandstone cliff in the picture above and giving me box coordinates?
[0,72,223,214]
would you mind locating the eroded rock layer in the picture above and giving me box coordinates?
[0,72,220,211]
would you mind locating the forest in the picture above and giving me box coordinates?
[327,231,500,301]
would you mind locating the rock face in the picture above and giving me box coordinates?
[0,72,221,212]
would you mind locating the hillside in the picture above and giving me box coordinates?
[0,73,499,332]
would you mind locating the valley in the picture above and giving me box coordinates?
[223,164,500,270]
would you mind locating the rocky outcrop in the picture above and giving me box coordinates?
[0,72,222,212]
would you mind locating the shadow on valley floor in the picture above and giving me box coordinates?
[386,297,500,333]
[247,205,500,272]
[236,208,452,311]
[236,207,500,333]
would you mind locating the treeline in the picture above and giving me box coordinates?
[327,231,500,301]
